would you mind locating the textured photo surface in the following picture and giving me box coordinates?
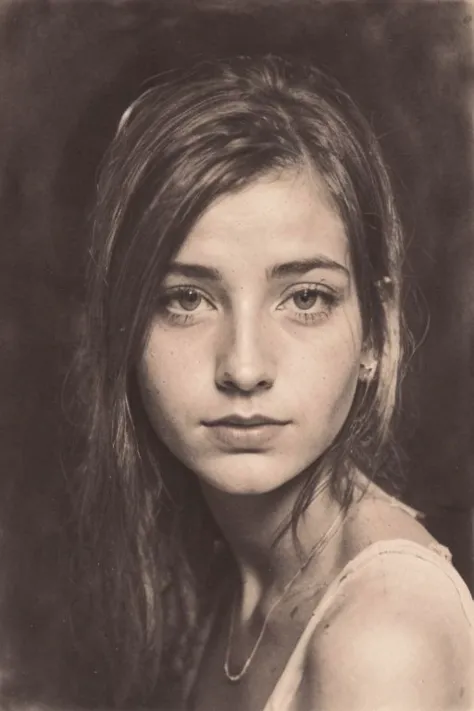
[0,1,472,708]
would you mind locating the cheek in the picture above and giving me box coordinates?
[137,334,209,429]
[285,326,362,419]
[145,328,211,380]
[137,347,181,429]
[290,350,359,406]
[141,332,190,385]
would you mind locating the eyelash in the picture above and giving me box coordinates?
[157,284,340,327]
[157,286,214,326]
[278,285,340,324]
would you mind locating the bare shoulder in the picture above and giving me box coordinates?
[344,474,436,555]
[301,540,474,711]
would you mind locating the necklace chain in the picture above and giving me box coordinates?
[223,507,344,683]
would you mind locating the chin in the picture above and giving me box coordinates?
[192,452,311,497]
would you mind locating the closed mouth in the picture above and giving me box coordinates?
[203,415,290,427]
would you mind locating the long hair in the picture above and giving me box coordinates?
[75,55,404,705]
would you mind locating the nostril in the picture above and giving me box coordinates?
[217,373,273,394]
[218,375,236,391]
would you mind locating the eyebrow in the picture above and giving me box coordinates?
[268,258,349,279]
[166,262,222,280]
[166,256,349,281]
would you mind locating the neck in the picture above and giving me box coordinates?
[201,469,344,618]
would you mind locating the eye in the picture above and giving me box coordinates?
[291,288,320,311]
[174,288,204,312]
[278,284,340,325]
[157,285,215,326]
[160,286,214,313]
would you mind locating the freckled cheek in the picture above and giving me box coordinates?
[140,350,184,399]
[138,336,211,417]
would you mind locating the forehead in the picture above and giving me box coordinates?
[177,168,352,271]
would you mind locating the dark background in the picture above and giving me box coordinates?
[0,0,472,707]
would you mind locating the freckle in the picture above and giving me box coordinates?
[324,622,330,630]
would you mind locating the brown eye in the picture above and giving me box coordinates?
[178,289,202,311]
[292,289,319,310]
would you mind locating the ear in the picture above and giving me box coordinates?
[359,346,378,383]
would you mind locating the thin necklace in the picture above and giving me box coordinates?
[223,507,344,683]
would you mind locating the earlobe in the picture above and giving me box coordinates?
[359,358,377,383]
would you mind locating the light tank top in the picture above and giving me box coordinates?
[263,537,474,711]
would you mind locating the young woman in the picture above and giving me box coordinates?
[78,55,474,710]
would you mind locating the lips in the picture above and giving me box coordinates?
[202,414,291,450]
[203,414,290,427]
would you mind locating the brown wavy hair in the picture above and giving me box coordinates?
[75,54,404,706]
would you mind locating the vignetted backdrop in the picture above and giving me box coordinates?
[0,0,473,707]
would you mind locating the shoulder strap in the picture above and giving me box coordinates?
[264,538,474,711]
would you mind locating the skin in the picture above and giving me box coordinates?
[137,167,471,711]
[138,168,369,499]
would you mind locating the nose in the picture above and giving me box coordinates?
[214,310,276,395]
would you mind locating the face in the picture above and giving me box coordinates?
[138,168,368,496]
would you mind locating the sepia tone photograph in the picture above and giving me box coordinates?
[0,1,473,709]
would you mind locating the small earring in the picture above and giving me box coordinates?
[359,361,377,382]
